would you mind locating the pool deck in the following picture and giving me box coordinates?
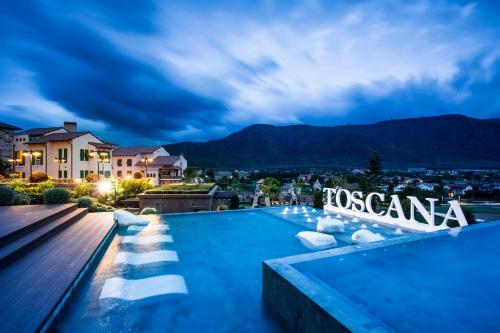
[0,206,115,333]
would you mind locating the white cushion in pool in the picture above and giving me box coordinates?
[121,235,173,244]
[296,231,337,250]
[99,275,188,301]
[114,250,178,265]
[113,210,149,227]
[127,224,169,232]
[316,218,345,233]
[351,229,385,244]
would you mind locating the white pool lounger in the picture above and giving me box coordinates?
[121,235,173,244]
[99,275,188,301]
[114,250,179,265]
[127,224,169,232]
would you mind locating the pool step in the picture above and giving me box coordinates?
[0,208,88,265]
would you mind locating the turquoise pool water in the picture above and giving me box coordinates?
[293,221,500,333]
[53,207,406,332]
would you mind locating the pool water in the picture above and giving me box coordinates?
[293,222,500,333]
[53,208,408,332]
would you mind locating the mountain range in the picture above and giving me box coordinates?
[164,114,500,169]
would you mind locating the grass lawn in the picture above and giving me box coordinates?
[145,182,216,194]
[436,204,500,215]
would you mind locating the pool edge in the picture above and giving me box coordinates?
[263,220,500,333]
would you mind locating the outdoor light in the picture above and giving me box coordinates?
[98,180,112,194]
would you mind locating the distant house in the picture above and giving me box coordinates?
[403,177,423,184]
[443,184,473,197]
[13,122,115,180]
[312,179,322,191]
[0,122,21,167]
[394,184,408,192]
[418,183,439,192]
[112,146,186,185]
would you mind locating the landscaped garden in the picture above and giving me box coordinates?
[0,172,155,213]
[144,182,216,194]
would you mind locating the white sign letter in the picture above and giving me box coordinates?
[351,191,365,212]
[366,192,385,216]
[443,200,468,227]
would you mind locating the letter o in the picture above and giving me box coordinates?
[336,189,352,209]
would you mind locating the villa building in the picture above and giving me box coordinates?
[112,146,187,185]
[0,122,21,169]
[12,122,115,180]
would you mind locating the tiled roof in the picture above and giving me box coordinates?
[135,155,181,167]
[16,127,65,135]
[112,146,162,156]
[28,131,89,143]
[89,142,117,149]
[0,122,21,130]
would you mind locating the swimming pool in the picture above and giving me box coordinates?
[52,207,408,332]
[264,220,500,333]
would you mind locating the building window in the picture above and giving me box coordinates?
[79,170,89,178]
[32,150,43,166]
[59,170,68,178]
[126,159,132,166]
[117,170,122,177]
[80,149,89,161]
[105,171,111,177]
[58,148,68,162]
[64,170,68,178]
[127,171,132,175]
[117,159,122,166]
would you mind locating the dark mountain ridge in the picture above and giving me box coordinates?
[164,114,500,169]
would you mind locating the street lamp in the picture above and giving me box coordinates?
[7,158,21,174]
[140,157,153,178]
[54,157,67,179]
[89,150,110,179]
[22,150,41,180]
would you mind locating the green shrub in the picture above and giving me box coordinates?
[77,196,94,208]
[43,187,71,204]
[29,171,49,183]
[72,182,93,198]
[120,178,153,199]
[229,194,239,209]
[89,202,114,212]
[9,173,21,179]
[9,179,26,192]
[140,207,157,215]
[86,173,99,183]
[312,189,324,209]
[463,208,477,225]
[13,193,31,205]
[0,186,15,206]
[37,180,55,193]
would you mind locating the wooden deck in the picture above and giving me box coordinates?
[0,211,115,333]
[0,204,77,241]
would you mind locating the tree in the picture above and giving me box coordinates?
[331,175,347,188]
[313,189,324,209]
[361,152,383,193]
[183,167,197,183]
[229,194,240,209]
[261,177,280,206]
[292,179,303,204]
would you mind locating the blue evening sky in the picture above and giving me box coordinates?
[1,0,499,145]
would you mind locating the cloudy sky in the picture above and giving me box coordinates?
[1,0,499,145]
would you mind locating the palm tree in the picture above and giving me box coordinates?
[261,177,280,206]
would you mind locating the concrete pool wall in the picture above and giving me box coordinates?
[263,222,500,333]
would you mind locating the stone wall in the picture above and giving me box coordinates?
[0,128,14,162]
[138,193,215,213]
